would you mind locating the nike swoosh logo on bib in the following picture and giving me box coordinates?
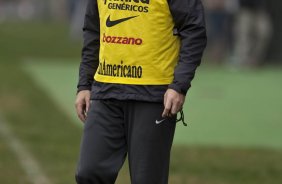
[106,15,139,27]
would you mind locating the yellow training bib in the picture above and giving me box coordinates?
[95,0,180,85]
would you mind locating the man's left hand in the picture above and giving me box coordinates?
[162,89,185,118]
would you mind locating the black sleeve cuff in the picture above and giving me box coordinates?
[168,83,191,96]
[77,85,92,94]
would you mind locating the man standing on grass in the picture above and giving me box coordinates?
[75,0,206,183]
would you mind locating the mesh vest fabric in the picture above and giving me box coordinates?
[95,0,180,85]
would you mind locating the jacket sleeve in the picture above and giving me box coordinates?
[77,0,100,92]
[168,0,207,95]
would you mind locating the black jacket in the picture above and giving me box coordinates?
[77,0,207,102]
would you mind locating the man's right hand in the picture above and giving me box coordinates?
[75,90,91,122]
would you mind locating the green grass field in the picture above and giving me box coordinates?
[1,22,282,184]
[24,60,282,149]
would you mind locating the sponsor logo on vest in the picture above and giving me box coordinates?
[103,33,143,45]
[105,0,150,5]
[98,60,143,79]
[105,0,150,13]
[106,15,139,27]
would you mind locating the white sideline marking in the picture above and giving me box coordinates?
[0,116,52,184]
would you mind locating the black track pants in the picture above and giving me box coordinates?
[75,99,176,184]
